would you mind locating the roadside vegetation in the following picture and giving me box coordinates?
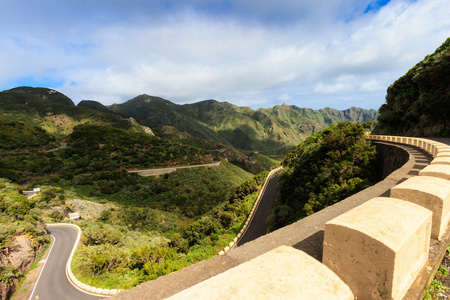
[29,165,267,289]
[267,122,378,231]
[0,179,50,298]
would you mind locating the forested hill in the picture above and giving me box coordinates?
[108,95,378,154]
[374,37,450,137]
[0,87,142,137]
[267,122,378,231]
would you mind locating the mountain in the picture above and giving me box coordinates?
[108,95,378,154]
[77,100,118,114]
[9,86,75,106]
[374,37,450,137]
[0,87,142,137]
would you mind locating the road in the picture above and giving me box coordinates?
[128,161,221,176]
[236,173,280,247]
[29,226,104,300]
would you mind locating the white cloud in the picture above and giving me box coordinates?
[314,75,356,94]
[0,0,449,111]
[360,79,384,92]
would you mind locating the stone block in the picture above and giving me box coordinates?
[167,246,354,300]
[323,197,431,300]
[419,164,450,180]
[436,151,450,158]
[391,176,450,240]
[431,157,450,165]
[110,289,119,295]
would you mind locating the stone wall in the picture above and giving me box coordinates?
[375,142,410,179]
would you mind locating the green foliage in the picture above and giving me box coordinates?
[0,121,58,151]
[375,37,450,137]
[70,168,268,289]
[424,280,449,300]
[0,88,132,133]
[0,123,213,183]
[268,122,378,231]
[109,95,378,155]
[0,179,49,285]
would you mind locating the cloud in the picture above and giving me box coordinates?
[314,75,356,94]
[0,0,449,111]
[360,79,384,92]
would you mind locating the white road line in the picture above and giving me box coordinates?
[29,235,56,300]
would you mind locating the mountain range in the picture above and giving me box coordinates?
[1,87,377,157]
[105,95,378,154]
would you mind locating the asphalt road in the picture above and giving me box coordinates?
[236,173,280,247]
[29,226,104,300]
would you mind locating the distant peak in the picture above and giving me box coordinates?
[8,86,75,106]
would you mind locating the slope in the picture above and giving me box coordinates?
[109,95,378,155]
[374,37,450,137]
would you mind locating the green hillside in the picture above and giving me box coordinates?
[109,95,378,154]
[267,122,378,231]
[0,87,136,137]
[374,37,450,137]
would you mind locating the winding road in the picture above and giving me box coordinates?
[29,225,104,300]
[236,172,281,247]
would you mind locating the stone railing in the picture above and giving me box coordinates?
[47,223,121,296]
[167,135,450,300]
[219,166,283,255]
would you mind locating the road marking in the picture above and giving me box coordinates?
[29,235,56,300]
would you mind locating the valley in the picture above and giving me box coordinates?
[0,86,378,296]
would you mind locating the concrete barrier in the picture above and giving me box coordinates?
[367,135,450,160]
[419,164,450,180]
[431,157,450,165]
[391,176,450,240]
[437,151,450,158]
[167,246,354,300]
[323,197,432,300]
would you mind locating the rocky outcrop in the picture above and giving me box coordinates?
[0,235,46,300]
[65,199,112,221]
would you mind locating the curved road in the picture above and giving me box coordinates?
[236,173,281,247]
[30,226,104,300]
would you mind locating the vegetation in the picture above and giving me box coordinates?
[0,124,212,183]
[0,121,59,151]
[64,167,267,289]
[108,95,378,155]
[0,85,379,293]
[374,37,450,137]
[0,179,50,288]
[267,122,378,231]
[424,243,450,300]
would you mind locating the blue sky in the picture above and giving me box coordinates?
[0,0,449,110]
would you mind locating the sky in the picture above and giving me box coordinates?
[0,0,449,110]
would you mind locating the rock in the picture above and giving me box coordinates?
[66,199,110,221]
